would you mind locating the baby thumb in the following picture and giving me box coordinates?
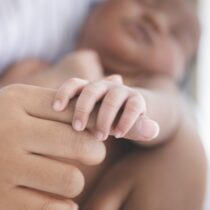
[124,116,160,142]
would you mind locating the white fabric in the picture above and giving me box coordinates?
[0,0,100,72]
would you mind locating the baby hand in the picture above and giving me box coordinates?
[53,75,159,141]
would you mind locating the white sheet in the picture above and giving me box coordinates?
[0,0,102,73]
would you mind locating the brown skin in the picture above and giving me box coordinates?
[77,0,205,209]
[0,84,107,210]
[0,53,132,204]
[79,0,200,80]
[0,0,206,209]
[83,119,206,210]
[1,53,206,210]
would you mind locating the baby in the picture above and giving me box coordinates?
[53,0,200,143]
[1,0,205,209]
[49,1,205,208]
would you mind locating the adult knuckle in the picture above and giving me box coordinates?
[60,167,84,197]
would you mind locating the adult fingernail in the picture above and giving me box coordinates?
[138,119,160,140]
[53,100,62,111]
[73,120,83,131]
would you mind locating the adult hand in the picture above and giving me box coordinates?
[0,84,106,210]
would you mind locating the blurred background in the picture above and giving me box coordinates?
[197,0,210,157]
[196,0,210,209]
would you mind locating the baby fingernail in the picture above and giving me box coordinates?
[95,131,106,141]
[53,100,62,111]
[138,119,160,140]
[115,131,123,139]
[73,120,83,131]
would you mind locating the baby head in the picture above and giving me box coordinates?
[78,0,200,80]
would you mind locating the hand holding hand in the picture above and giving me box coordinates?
[53,75,159,142]
[0,84,106,210]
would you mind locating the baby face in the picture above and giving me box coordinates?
[79,0,200,80]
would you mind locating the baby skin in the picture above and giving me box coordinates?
[53,75,159,142]
[0,0,206,209]
[54,0,206,209]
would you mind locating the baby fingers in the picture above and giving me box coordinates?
[53,78,89,111]
[95,89,144,141]
[72,82,116,132]
[114,94,146,138]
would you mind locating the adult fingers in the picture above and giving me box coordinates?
[2,85,158,143]
[2,84,76,124]
[18,154,84,198]
[24,117,106,165]
[7,187,78,210]
[20,85,158,142]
